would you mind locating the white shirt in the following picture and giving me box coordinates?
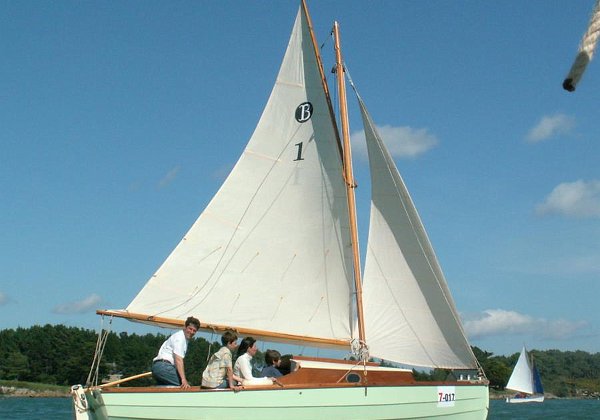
[233,352,271,385]
[153,330,187,364]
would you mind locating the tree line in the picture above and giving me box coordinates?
[0,324,599,397]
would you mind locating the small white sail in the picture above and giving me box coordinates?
[126,7,355,344]
[358,97,478,369]
[506,346,535,395]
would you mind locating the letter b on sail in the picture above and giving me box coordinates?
[295,102,313,123]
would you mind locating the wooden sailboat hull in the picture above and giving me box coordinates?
[505,394,544,403]
[73,383,489,420]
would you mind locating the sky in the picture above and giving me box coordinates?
[2,1,599,358]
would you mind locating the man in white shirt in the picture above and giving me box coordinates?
[152,316,200,388]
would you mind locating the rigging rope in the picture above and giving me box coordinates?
[85,315,113,387]
[563,0,600,91]
[350,338,370,362]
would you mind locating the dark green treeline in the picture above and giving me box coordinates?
[0,324,599,397]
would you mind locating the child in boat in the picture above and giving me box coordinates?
[260,349,283,378]
[233,337,275,386]
[201,330,243,390]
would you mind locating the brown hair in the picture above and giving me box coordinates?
[184,316,200,329]
[265,349,281,366]
[221,330,238,346]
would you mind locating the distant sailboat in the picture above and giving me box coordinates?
[505,346,544,403]
[71,1,489,419]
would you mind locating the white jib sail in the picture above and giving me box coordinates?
[358,97,478,369]
[506,347,535,395]
[126,7,355,343]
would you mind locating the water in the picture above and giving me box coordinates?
[0,397,597,419]
[489,398,599,419]
[0,397,72,420]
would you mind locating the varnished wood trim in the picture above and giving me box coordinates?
[96,310,351,349]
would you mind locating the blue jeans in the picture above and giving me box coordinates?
[216,378,229,389]
[152,360,181,386]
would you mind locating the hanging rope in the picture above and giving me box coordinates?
[563,0,600,91]
[206,329,216,363]
[85,315,113,387]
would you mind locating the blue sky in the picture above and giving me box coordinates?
[2,1,599,358]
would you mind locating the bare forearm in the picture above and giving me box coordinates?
[174,355,189,387]
[227,367,242,391]
[227,368,242,387]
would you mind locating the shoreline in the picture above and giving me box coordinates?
[0,385,70,398]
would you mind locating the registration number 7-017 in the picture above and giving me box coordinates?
[437,386,456,407]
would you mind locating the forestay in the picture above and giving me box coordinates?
[358,96,478,369]
[126,8,355,343]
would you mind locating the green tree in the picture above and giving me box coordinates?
[3,351,29,380]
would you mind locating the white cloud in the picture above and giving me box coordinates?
[157,166,180,189]
[526,113,575,143]
[351,124,438,159]
[53,294,102,314]
[0,292,9,305]
[536,179,600,217]
[463,309,586,340]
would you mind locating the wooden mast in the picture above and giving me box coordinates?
[300,0,344,158]
[332,22,366,345]
[301,0,365,345]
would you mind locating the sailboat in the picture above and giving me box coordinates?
[505,346,544,403]
[71,1,489,419]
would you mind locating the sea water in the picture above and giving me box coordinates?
[489,398,599,419]
[0,397,72,419]
[0,397,598,419]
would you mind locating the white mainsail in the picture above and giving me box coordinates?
[126,8,355,344]
[358,97,478,369]
[506,346,535,394]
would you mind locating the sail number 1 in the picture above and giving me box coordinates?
[437,386,456,407]
[294,142,305,161]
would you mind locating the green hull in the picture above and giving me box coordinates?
[74,384,489,420]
